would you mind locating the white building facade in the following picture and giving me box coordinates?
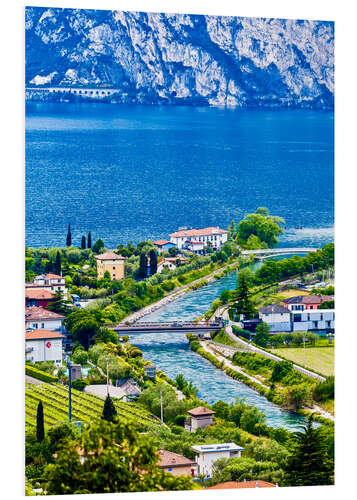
[258,305,292,333]
[25,330,65,364]
[169,227,228,252]
[25,306,65,332]
[192,443,245,478]
[292,310,335,332]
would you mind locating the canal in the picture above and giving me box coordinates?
[133,265,311,431]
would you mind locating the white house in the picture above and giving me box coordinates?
[25,306,65,332]
[192,443,245,478]
[169,227,228,253]
[32,273,67,298]
[292,309,335,332]
[157,257,186,273]
[258,304,291,333]
[25,329,65,364]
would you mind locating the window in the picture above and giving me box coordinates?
[307,314,310,321]
[168,468,172,472]
[294,314,301,322]
[327,320,331,327]
[41,323,44,328]
[313,321,318,328]
[113,266,116,270]
[320,314,323,321]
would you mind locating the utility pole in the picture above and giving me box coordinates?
[106,357,109,395]
[160,388,163,423]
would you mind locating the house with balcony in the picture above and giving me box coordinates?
[185,406,215,432]
[25,288,55,308]
[169,226,228,254]
[192,443,245,478]
[292,309,335,333]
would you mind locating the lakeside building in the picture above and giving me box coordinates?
[157,450,197,477]
[94,250,125,280]
[282,294,334,311]
[169,227,228,254]
[207,480,276,489]
[157,257,186,273]
[192,443,245,478]
[185,406,215,432]
[258,305,335,333]
[25,329,65,364]
[153,239,177,253]
[28,273,68,298]
[25,288,55,308]
[144,364,156,379]
[25,306,65,332]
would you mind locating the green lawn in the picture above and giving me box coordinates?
[271,347,334,377]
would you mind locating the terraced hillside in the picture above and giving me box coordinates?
[25,382,161,430]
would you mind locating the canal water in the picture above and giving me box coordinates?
[134,263,312,431]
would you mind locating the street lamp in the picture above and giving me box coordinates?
[106,357,109,395]
[66,355,72,421]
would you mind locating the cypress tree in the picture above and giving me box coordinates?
[81,235,86,249]
[139,253,148,279]
[102,394,117,422]
[55,251,61,276]
[87,231,92,249]
[66,224,72,247]
[284,416,333,486]
[149,249,158,275]
[36,401,45,443]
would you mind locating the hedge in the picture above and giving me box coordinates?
[26,365,58,383]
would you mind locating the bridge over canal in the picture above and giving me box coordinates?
[108,321,224,335]
[241,247,318,260]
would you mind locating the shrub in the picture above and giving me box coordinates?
[313,376,334,402]
[271,361,293,383]
[25,365,58,383]
[71,378,88,391]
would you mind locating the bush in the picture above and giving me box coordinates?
[270,361,293,383]
[25,365,58,383]
[71,378,88,391]
[313,376,334,402]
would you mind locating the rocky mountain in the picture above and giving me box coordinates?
[25,7,334,108]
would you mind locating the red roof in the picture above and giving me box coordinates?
[94,251,125,261]
[35,273,63,280]
[187,406,215,417]
[170,227,228,238]
[25,306,65,321]
[207,481,276,489]
[25,329,65,340]
[157,449,196,468]
[25,289,55,300]
[153,240,171,246]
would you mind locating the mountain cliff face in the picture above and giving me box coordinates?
[25,7,334,108]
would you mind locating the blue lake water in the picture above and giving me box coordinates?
[25,103,334,248]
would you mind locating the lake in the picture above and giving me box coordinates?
[25,103,334,248]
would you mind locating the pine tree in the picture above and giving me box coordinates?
[36,401,45,443]
[55,251,61,276]
[66,224,72,247]
[46,290,72,315]
[102,394,117,422]
[233,269,256,319]
[138,253,148,279]
[81,235,86,249]
[149,249,158,276]
[284,416,334,486]
[87,231,92,249]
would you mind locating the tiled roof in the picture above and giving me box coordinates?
[186,240,204,245]
[282,294,334,305]
[153,240,171,246]
[25,329,65,340]
[35,273,63,280]
[207,481,276,489]
[25,306,65,321]
[157,449,196,468]
[187,406,215,416]
[170,227,228,238]
[25,289,55,300]
[94,251,125,261]
[259,304,290,314]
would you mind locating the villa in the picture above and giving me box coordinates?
[191,443,245,478]
[169,227,228,254]
[94,250,125,281]
[258,304,335,333]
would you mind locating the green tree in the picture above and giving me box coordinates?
[72,347,88,365]
[281,383,313,411]
[240,406,266,434]
[103,270,111,281]
[92,238,105,254]
[46,290,72,315]
[168,247,178,257]
[55,251,61,276]
[149,249,158,275]
[254,322,270,347]
[270,360,293,383]
[87,232,92,249]
[44,418,197,494]
[102,394,117,422]
[66,224,72,247]
[138,253,148,279]
[81,235,86,249]
[236,208,285,248]
[284,416,333,486]
[64,310,101,350]
[232,269,256,319]
[36,401,45,443]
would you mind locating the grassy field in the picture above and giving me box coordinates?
[271,347,334,376]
